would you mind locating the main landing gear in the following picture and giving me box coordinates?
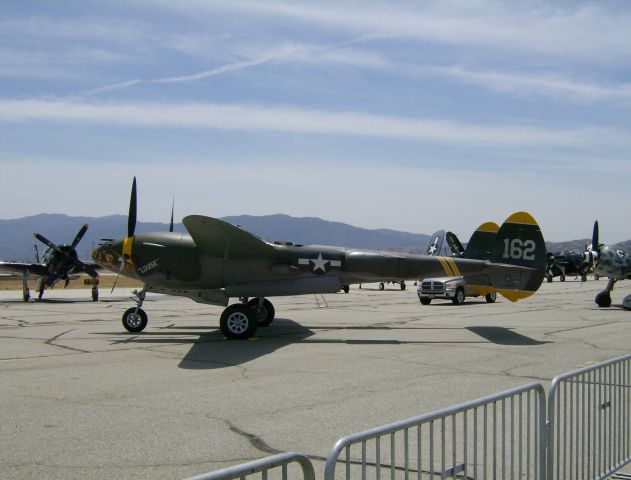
[120,291,276,340]
[219,298,276,340]
[595,278,616,308]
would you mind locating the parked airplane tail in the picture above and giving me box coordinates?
[425,230,445,256]
[464,212,546,302]
[464,222,499,260]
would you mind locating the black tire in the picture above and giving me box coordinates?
[342,285,350,294]
[485,292,497,303]
[594,274,600,280]
[581,275,587,282]
[452,287,465,305]
[23,288,30,302]
[595,292,612,308]
[378,283,385,291]
[420,298,431,305]
[220,304,258,339]
[546,275,553,283]
[247,298,275,327]
[400,282,406,291]
[122,307,148,332]
[91,288,98,302]
[560,275,566,282]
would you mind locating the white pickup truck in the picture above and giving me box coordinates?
[417,276,497,305]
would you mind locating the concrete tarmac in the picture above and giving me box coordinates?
[1,280,630,479]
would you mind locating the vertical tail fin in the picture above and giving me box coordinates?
[446,232,465,257]
[488,212,547,301]
[425,230,445,256]
[464,222,500,260]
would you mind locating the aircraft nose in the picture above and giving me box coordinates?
[92,240,124,271]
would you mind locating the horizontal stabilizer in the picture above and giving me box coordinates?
[182,215,279,259]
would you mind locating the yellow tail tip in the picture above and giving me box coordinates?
[505,212,538,226]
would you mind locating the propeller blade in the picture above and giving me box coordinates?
[33,232,98,277]
[169,197,174,233]
[70,224,89,249]
[592,221,599,252]
[111,259,126,293]
[128,177,137,238]
[33,232,60,252]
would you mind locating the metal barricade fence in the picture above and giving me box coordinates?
[185,452,316,480]
[324,383,546,480]
[547,354,631,480]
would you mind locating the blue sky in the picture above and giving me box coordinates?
[1,1,630,242]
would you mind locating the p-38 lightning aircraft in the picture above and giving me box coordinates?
[92,178,547,339]
[583,221,631,308]
[0,224,100,301]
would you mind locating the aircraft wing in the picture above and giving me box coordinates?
[182,215,280,259]
[0,261,48,277]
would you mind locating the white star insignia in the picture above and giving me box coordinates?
[310,253,328,273]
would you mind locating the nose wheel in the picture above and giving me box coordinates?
[122,287,148,332]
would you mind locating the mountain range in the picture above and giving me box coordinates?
[1,213,629,262]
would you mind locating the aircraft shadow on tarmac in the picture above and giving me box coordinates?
[466,326,549,346]
[99,320,548,369]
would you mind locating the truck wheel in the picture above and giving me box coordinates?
[485,292,497,303]
[420,298,431,305]
[452,287,465,305]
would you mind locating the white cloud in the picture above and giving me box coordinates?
[142,1,631,63]
[2,98,628,150]
[417,65,631,104]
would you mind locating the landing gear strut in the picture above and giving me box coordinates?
[22,271,30,302]
[90,276,99,302]
[595,278,616,308]
[122,287,148,332]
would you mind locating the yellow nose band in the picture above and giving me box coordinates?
[122,237,133,259]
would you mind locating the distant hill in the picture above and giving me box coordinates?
[0,213,430,261]
[2,213,628,262]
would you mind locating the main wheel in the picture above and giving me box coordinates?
[560,275,566,282]
[420,298,431,305]
[452,287,465,305]
[400,282,406,291]
[91,288,99,302]
[485,292,497,303]
[378,283,385,291]
[122,307,148,332]
[595,292,612,308]
[247,298,275,327]
[220,304,258,339]
[546,274,553,283]
[341,285,350,294]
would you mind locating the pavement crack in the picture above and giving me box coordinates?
[44,329,91,354]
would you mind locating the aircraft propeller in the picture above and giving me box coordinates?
[112,176,137,292]
[582,220,601,268]
[169,197,174,233]
[32,225,98,277]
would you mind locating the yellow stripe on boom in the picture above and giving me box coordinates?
[437,257,454,276]
[445,257,462,277]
